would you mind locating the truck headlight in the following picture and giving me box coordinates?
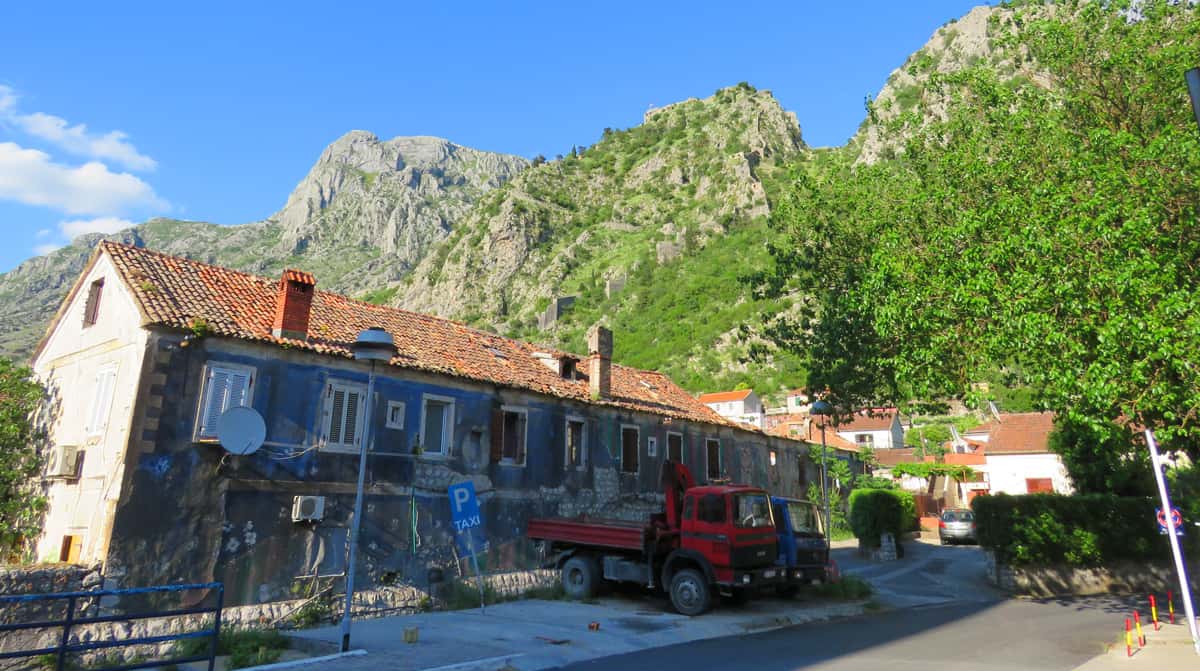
[742,575,751,584]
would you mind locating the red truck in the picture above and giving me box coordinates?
[526,460,782,615]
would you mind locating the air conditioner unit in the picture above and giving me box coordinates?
[292,495,326,522]
[46,445,80,479]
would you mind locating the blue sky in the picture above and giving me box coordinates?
[0,1,988,273]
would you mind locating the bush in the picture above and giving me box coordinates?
[893,489,918,532]
[171,627,288,669]
[848,489,906,548]
[972,493,1177,566]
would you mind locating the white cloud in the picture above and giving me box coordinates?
[0,142,166,215]
[33,243,62,255]
[0,85,156,171]
[59,216,135,239]
[35,227,50,238]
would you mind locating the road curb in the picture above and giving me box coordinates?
[242,649,368,670]
[417,653,527,671]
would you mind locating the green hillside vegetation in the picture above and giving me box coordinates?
[402,83,810,394]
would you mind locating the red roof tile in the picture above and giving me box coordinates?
[83,242,735,427]
[836,410,899,432]
[699,389,754,404]
[974,412,1056,454]
[765,414,860,452]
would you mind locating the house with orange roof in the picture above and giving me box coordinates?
[698,388,765,429]
[833,409,905,450]
[29,242,817,606]
[958,411,1072,496]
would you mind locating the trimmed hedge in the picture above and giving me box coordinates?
[972,493,1180,566]
[849,489,907,548]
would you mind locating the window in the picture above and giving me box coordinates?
[705,439,721,479]
[698,494,726,523]
[322,381,366,453]
[422,395,455,455]
[196,363,253,440]
[647,436,658,458]
[1026,478,1054,494]
[386,401,406,430]
[85,365,118,438]
[769,450,777,467]
[734,493,773,528]
[621,426,639,474]
[667,432,683,463]
[59,535,82,563]
[856,434,874,445]
[565,417,586,470]
[500,407,527,465]
[82,278,104,327]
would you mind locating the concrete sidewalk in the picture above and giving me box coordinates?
[1074,618,1200,669]
[285,594,867,671]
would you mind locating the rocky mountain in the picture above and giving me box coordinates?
[0,134,527,360]
[394,83,811,391]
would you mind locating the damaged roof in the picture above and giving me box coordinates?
[71,241,734,427]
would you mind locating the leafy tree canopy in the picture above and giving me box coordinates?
[759,0,1200,478]
[0,357,46,560]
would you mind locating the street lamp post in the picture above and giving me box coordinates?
[810,399,834,536]
[340,327,396,653]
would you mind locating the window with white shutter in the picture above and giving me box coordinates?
[195,363,254,440]
[85,365,118,439]
[322,381,367,453]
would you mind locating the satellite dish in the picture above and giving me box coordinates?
[217,406,266,456]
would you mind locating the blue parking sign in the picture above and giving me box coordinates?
[447,481,486,556]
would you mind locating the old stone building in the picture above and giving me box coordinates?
[32,242,815,607]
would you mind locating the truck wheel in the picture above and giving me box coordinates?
[669,569,711,616]
[561,556,598,600]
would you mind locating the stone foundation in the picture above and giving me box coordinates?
[985,551,1200,596]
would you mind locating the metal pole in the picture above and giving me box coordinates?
[820,423,831,535]
[341,361,377,652]
[1146,428,1200,655]
[1186,67,1200,133]
[467,533,486,613]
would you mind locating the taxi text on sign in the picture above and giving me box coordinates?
[447,481,487,556]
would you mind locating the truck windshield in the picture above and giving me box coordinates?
[734,494,774,528]
[787,501,823,536]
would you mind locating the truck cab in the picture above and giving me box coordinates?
[677,486,780,588]
[771,496,830,586]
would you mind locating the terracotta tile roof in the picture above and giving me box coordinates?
[699,389,754,404]
[973,412,1057,454]
[765,414,860,452]
[836,410,899,432]
[875,448,922,467]
[87,242,736,427]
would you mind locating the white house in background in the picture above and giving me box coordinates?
[699,389,764,429]
[834,409,904,450]
[783,389,811,414]
[964,412,1073,495]
[30,252,148,564]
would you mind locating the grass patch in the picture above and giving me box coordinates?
[172,627,289,670]
[828,527,856,542]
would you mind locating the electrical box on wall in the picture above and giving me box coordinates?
[291,495,326,522]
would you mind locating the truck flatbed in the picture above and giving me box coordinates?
[527,517,650,551]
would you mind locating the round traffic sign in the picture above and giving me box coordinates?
[1157,507,1183,529]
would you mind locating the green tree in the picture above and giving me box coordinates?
[760,0,1200,484]
[0,357,46,559]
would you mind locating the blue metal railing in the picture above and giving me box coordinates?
[0,582,224,671]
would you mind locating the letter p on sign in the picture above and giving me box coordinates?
[448,481,481,531]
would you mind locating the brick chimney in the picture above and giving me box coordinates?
[587,325,612,400]
[272,269,316,340]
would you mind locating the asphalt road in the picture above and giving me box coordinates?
[558,541,1134,671]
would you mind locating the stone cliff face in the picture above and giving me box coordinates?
[0,134,527,360]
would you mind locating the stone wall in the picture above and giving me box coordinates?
[985,551,1200,597]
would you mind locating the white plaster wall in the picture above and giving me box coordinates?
[981,453,1074,495]
[837,428,895,449]
[32,252,148,564]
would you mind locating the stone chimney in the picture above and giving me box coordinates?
[272,269,316,340]
[587,325,612,400]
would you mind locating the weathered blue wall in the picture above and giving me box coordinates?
[107,333,817,606]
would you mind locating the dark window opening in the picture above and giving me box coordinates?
[667,433,683,462]
[83,278,104,327]
[698,494,726,523]
[706,439,721,479]
[566,419,585,469]
[502,410,527,464]
[621,427,639,474]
